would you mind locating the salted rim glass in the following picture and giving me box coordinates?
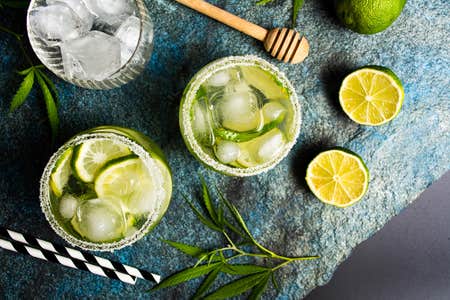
[179,55,302,177]
[40,127,172,251]
[27,0,154,89]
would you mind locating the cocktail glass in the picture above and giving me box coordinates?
[179,56,301,177]
[40,126,172,251]
[27,0,153,89]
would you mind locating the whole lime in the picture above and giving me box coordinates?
[335,0,407,34]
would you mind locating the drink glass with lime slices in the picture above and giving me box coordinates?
[40,126,172,251]
[180,56,301,176]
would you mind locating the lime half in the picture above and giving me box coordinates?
[50,147,73,197]
[306,149,369,208]
[339,66,404,126]
[95,155,160,215]
[72,139,132,182]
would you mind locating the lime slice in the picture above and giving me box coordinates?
[50,147,73,197]
[339,66,404,126]
[214,113,285,143]
[236,147,255,168]
[95,155,159,215]
[306,149,369,208]
[240,66,289,100]
[72,139,132,182]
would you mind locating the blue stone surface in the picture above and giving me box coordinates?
[0,0,449,298]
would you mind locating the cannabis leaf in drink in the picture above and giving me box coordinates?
[153,177,319,299]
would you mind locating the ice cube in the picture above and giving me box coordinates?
[60,31,121,80]
[212,90,263,132]
[215,141,240,164]
[71,198,125,242]
[207,70,231,87]
[59,194,79,219]
[114,15,140,65]
[256,129,285,163]
[84,0,136,27]
[192,96,215,146]
[262,101,286,122]
[47,0,95,31]
[29,3,87,45]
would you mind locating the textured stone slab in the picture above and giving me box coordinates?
[0,0,449,298]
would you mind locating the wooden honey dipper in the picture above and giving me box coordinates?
[175,0,309,64]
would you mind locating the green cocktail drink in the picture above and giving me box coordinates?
[40,126,172,251]
[180,56,301,176]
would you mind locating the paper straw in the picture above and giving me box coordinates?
[0,227,160,284]
[0,236,137,285]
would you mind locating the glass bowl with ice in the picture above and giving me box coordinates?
[40,126,172,251]
[179,56,301,176]
[27,0,153,89]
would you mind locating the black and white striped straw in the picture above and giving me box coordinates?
[0,227,160,284]
[0,236,137,284]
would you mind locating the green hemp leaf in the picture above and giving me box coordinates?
[256,0,305,28]
[1,22,60,139]
[151,177,319,299]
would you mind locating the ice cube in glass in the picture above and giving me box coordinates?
[84,0,136,27]
[60,31,121,80]
[29,3,87,45]
[47,0,95,31]
[114,15,141,65]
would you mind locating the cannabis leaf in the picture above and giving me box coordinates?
[153,178,319,299]
[204,272,269,299]
[248,274,270,300]
[163,240,206,258]
[192,267,222,299]
[255,0,273,5]
[10,69,34,112]
[292,0,305,28]
[35,69,59,140]
[9,66,60,140]
[152,262,223,291]
[221,264,269,276]
[256,0,305,28]
[1,23,61,139]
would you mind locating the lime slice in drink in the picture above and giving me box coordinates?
[95,155,159,215]
[236,147,256,168]
[214,112,285,143]
[306,149,369,208]
[72,139,132,182]
[240,66,289,100]
[339,66,404,126]
[50,147,73,197]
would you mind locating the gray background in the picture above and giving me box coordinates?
[307,171,450,300]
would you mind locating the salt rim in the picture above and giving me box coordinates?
[180,55,302,177]
[26,0,153,90]
[40,131,166,252]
